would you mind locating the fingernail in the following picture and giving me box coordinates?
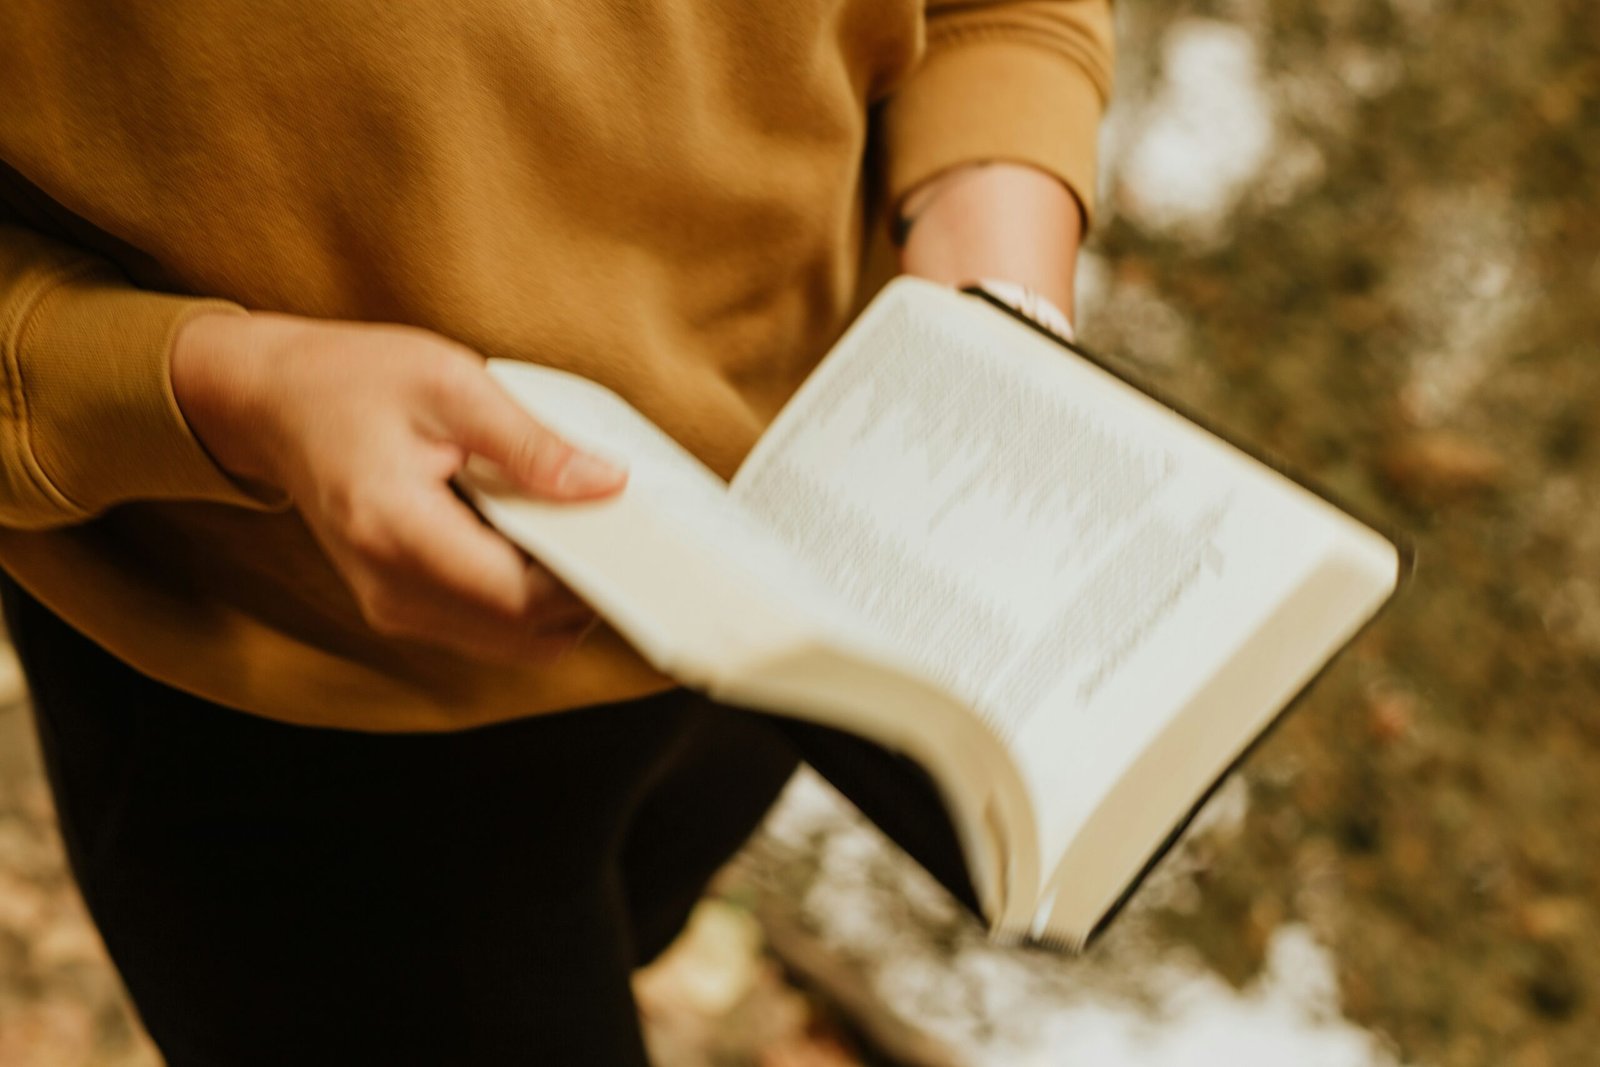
[557,453,626,494]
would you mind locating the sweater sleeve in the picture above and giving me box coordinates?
[0,223,287,530]
[879,0,1115,225]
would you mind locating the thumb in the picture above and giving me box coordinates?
[439,365,627,499]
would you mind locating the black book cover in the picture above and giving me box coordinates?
[770,287,1411,949]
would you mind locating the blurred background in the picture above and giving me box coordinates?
[2,0,1597,1063]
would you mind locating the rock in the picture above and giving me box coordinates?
[760,908,966,1067]
[0,999,96,1067]
[0,869,48,936]
[635,899,765,1019]
[17,781,56,826]
[0,643,25,710]
[31,904,108,972]
[0,819,54,880]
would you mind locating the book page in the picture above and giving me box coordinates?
[731,280,1376,867]
[468,360,1029,920]
[475,364,867,637]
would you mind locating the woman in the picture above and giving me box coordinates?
[0,1,1112,1062]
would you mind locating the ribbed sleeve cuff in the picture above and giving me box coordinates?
[16,269,289,518]
[881,33,1108,228]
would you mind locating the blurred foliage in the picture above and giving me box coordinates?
[1087,2,1600,1065]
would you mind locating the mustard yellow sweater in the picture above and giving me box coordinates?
[0,0,1112,731]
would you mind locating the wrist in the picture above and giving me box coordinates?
[897,162,1082,318]
[171,310,289,489]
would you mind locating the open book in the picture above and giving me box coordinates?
[462,279,1402,950]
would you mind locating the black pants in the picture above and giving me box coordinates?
[2,577,799,1066]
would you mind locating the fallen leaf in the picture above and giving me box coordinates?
[1380,432,1507,501]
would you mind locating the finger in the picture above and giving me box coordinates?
[384,484,593,628]
[433,365,627,500]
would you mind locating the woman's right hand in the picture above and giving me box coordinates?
[170,311,626,664]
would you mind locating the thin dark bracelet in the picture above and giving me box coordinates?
[890,210,918,248]
[891,161,999,248]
